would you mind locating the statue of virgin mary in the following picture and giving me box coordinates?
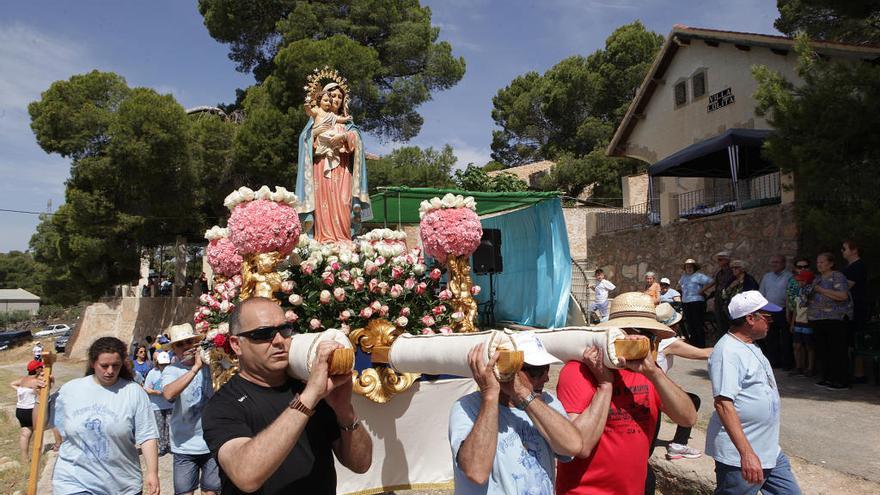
[295,71,372,243]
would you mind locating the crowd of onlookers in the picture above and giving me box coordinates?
[590,239,871,391]
[142,272,210,298]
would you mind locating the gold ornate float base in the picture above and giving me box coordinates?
[209,347,239,392]
[349,318,419,404]
[447,254,478,333]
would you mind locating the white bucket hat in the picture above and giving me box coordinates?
[510,331,562,366]
[166,323,204,347]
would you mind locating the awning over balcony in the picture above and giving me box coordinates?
[648,128,774,179]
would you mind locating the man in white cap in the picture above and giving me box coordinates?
[161,323,219,495]
[706,291,801,494]
[449,332,581,494]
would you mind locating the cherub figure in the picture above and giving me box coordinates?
[304,91,352,175]
[240,252,284,302]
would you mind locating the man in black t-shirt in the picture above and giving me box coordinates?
[842,239,869,383]
[202,297,372,494]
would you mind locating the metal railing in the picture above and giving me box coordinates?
[676,172,780,219]
[570,259,593,319]
[596,199,660,233]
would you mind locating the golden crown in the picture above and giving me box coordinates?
[303,66,349,103]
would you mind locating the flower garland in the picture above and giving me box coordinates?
[419,194,482,263]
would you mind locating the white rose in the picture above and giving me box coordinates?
[430,197,443,209]
[223,190,242,210]
[238,186,255,201]
[219,300,231,313]
[289,294,304,306]
[217,322,229,334]
[297,234,310,248]
[255,185,272,200]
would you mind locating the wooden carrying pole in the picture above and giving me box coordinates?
[27,352,55,495]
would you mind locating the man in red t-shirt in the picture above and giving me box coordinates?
[556,292,697,495]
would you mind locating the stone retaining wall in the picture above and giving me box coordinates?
[68,297,198,359]
[589,204,798,293]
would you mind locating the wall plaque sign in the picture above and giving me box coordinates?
[707,87,735,112]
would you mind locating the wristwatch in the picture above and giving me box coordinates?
[288,394,315,417]
[516,392,538,411]
[339,418,361,432]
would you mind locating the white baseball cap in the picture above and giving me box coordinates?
[660,277,671,285]
[728,291,782,320]
[510,331,562,366]
[155,351,171,365]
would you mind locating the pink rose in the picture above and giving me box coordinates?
[322,273,335,285]
[391,266,404,279]
[421,328,435,335]
[421,315,436,327]
[404,277,416,290]
[429,268,442,280]
[339,310,352,321]
[370,300,382,311]
[438,289,452,301]
[364,261,378,276]
[380,305,389,317]
[377,281,389,294]
[432,305,446,316]
[194,312,205,323]
[400,307,411,317]
[302,263,314,275]
[285,310,298,323]
[439,326,453,334]
[339,270,351,283]
[396,316,409,327]
[232,274,243,285]
[330,261,341,271]
[199,294,211,305]
[309,318,322,330]
[451,311,465,322]
[416,282,427,295]
[333,287,346,302]
[289,293,303,306]
[195,321,210,332]
[360,307,374,319]
[280,280,295,294]
[201,307,213,316]
[471,285,481,296]
[353,277,365,291]
[375,256,386,266]
[368,278,379,293]
[390,284,403,298]
[319,290,331,304]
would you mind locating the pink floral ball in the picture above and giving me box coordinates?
[419,207,483,263]
[228,199,301,255]
[206,237,243,277]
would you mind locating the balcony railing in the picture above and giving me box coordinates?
[597,199,660,233]
[677,172,780,219]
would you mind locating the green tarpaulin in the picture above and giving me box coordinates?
[368,187,560,225]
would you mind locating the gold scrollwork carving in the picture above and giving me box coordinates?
[349,318,419,404]
[447,254,478,333]
[208,347,239,392]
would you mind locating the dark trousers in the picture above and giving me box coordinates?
[813,319,850,386]
[714,293,730,336]
[672,392,702,445]
[759,311,791,368]
[683,301,707,348]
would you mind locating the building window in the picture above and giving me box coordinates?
[693,71,707,99]
[674,81,687,107]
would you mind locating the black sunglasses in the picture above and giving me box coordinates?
[795,264,809,269]
[521,364,550,378]
[237,323,294,341]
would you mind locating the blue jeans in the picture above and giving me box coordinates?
[714,451,801,495]
[172,452,221,494]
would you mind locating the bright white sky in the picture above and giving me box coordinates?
[0,0,779,252]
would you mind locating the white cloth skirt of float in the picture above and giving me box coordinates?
[287,328,355,380]
[388,330,522,381]
[521,326,648,368]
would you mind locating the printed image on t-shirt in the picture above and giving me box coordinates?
[76,404,120,461]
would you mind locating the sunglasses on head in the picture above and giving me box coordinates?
[521,364,550,378]
[751,312,774,322]
[237,323,295,341]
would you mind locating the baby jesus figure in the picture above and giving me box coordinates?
[304,91,352,177]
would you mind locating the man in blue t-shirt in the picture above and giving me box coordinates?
[162,323,219,495]
[706,291,801,494]
[448,332,581,495]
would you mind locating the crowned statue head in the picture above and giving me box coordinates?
[305,67,351,118]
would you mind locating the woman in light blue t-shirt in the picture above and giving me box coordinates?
[52,337,159,495]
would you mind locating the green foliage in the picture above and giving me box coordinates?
[490,21,662,167]
[775,0,880,44]
[490,21,660,198]
[367,145,455,193]
[0,311,33,327]
[753,36,880,264]
[0,251,47,297]
[199,0,465,141]
[451,164,528,193]
[537,150,644,202]
[482,161,504,173]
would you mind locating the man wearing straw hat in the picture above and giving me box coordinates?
[449,331,581,494]
[162,323,219,495]
[556,292,697,495]
[202,297,372,494]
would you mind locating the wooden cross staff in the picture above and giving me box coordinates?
[27,351,56,495]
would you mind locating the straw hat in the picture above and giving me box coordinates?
[714,250,732,260]
[682,258,701,270]
[730,259,747,269]
[606,292,676,339]
[166,323,204,346]
[655,303,682,328]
